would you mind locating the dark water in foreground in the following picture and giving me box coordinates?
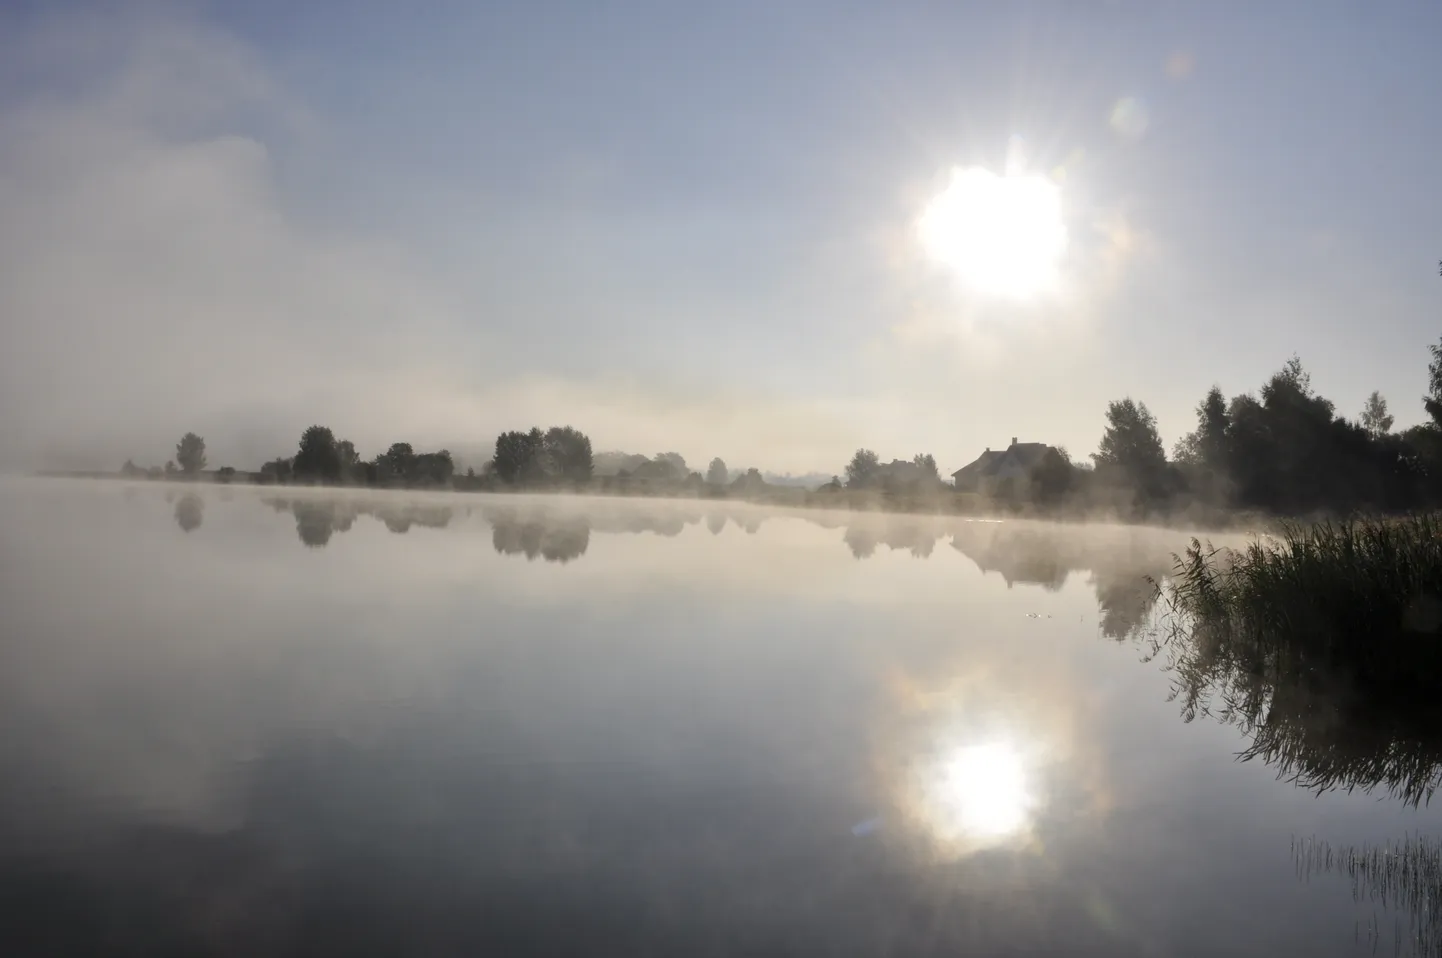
[1,479,1439,956]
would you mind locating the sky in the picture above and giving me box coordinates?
[1,0,1440,476]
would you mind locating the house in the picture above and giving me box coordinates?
[874,458,929,484]
[951,437,1057,492]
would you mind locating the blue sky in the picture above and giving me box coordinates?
[2,0,1440,473]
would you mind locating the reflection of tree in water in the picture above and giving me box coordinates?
[1163,579,1442,806]
[252,496,1177,638]
[838,517,940,560]
[489,510,590,563]
[844,526,877,559]
[378,505,452,535]
[482,505,756,563]
[1294,835,1442,957]
[293,501,341,548]
[1091,571,1161,642]
[1163,619,1442,806]
[174,494,203,533]
[262,498,454,549]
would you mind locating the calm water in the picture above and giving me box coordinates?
[1,479,1439,956]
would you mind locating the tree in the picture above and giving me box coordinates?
[706,458,729,485]
[654,452,687,477]
[845,449,880,489]
[1423,338,1442,428]
[175,432,206,474]
[413,450,455,485]
[1092,398,1167,495]
[336,439,359,481]
[1361,391,1394,438]
[1029,448,1075,503]
[493,429,543,483]
[294,425,341,482]
[544,426,594,483]
[382,442,416,482]
[261,457,293,484]
[911,453,939,480]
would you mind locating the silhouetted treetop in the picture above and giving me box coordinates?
[294,426,341,482]
[175,433,206,475]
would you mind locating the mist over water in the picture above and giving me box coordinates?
[1,479,1439,956]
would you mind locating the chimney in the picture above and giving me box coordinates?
[984,446,990,452]
[1010,436,1017,447]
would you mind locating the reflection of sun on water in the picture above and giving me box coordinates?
[920,740,1036,849]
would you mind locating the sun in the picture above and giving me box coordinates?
[917,166,1068,299]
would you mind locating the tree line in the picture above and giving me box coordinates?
[123,337,1442,520]
[1085,349,1442,517]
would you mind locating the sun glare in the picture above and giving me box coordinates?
[925,741,1033,843]
[917,166,1067,299]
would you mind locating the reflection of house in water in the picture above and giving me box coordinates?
[948,520,1178,640]
[247,495,1173,640]
[948,522,1075,591]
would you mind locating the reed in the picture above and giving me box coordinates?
[1161,515,1442,805]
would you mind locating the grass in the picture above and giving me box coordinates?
[1294,834,1442,957]
[1159,515,1442,805]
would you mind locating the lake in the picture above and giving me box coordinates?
[1,479,1439,956]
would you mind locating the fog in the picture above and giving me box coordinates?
[0,9,872,476]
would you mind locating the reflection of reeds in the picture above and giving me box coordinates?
[1294,834,1442,957]
[1161,517,1442,805]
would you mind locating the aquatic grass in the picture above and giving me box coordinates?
[1160,515,1442,805]
[1294,834,1442,957]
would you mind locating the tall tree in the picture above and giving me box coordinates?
[175,432,207,474]
[911,453,939,480]
[383,442,416,482]
[706,457,728,485]
[293,425,341,482]
[1424,337,1442,429]
[1172,387,1229,470]
[845,449,880,488]
[1360,391,1394,438]
[413,450,455,485]
[544,426,594,483]
[1029,447,1075,503]
[493,429,543,483]
[1093,398,1167,494]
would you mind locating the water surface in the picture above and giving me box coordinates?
[1,480,1438,956]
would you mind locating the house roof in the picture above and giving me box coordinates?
[951,442,1054,480]
[951,449,1001,481]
